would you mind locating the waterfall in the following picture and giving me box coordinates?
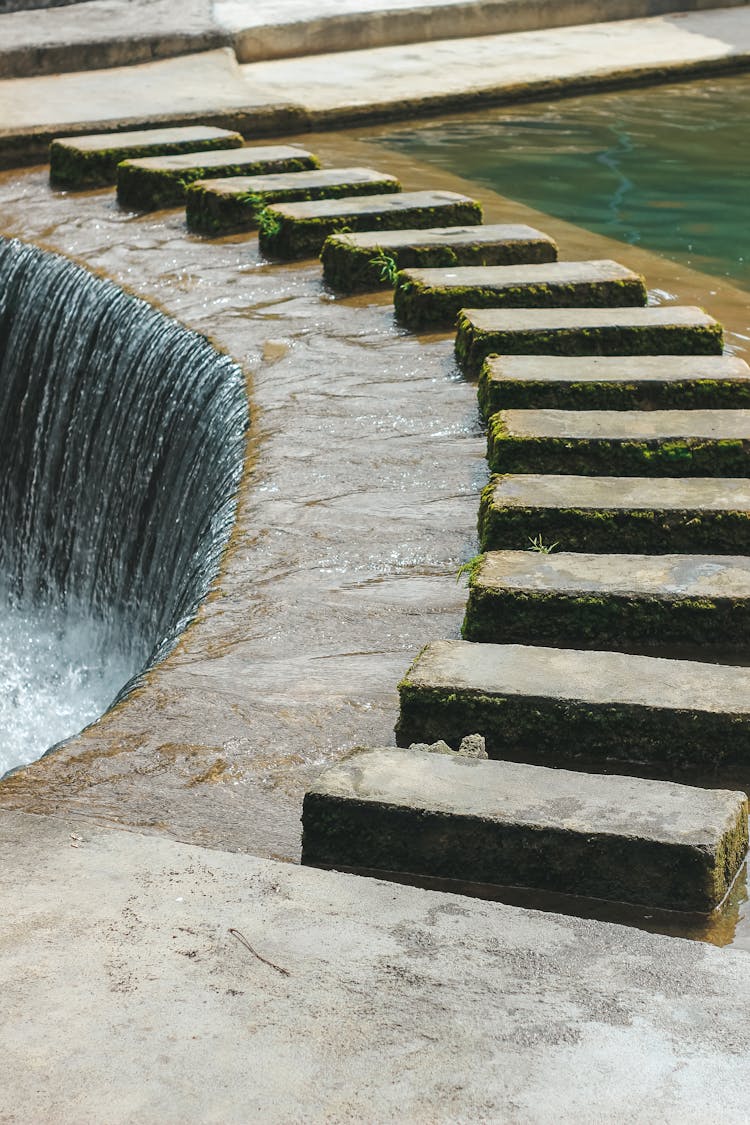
[0,237,248,774]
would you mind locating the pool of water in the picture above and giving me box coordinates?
[373,75,749,288]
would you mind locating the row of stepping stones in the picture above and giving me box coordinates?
[49,124,750,924]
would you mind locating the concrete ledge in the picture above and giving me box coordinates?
[302,746,748,911]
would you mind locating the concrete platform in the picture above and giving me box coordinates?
[185,165,401,233]
[258,189,482,259]
[486,407,750,476]
[322,222,558,292]
[396,638,750,772]
[393,260,648,329]
[302,746,748,912]
[477,354,750,416]
[116,143,319,210]
[455,306,724,377]
[463,549,750,650]
[478,473,750,555]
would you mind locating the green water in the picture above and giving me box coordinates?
[373,76,749,289]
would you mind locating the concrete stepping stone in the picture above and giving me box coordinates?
[486,408,750,477]
[395,638,750,772]
[321,223,558,293]
[302,746,747,913]
[477,354,750,417]
[393,260,647,329]
[185,167,402,234]
[478,474,750,555]
[463,549,750,650]
[116,144,320,210]
[455,306,723,377]
[258,190,482,260]
[48,125,244,189]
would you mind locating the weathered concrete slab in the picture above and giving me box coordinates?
[463,549,750,650]
[478,474,750,555]
[455,306,724,377]
[396,638,750,772]
[321,223,558,293]
[302,747,747,912]
[116,143,319,210]
[394,260,647,329]
[49,124,243,188]
[185,165,401,233]
[258,189,482,260]
[487,407,750,476]
[477,354,750,416]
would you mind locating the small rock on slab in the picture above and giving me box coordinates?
[116,144,320,210]
[302,746,747,912]
[49,125,244,189]
[185,166,401,234]
[394,260,647,329]
[321,223,558,292]
[455,306,723,377]
[479,473,750,555]
[259,190,482,260]
[396,638,750,773]
[487,407,750,476]
[477,354,750,416]
[463,549,750,650]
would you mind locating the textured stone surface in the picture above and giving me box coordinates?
[302,746,748,911]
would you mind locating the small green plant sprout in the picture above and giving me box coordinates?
[527,534,558,554]
[456,554,483,584]
[369,249,400,286]
[257,208,282,238]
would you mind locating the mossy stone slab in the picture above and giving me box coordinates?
[394,260,647,329]
[302,746,747,912]
[479,473,750,555]
[463,549,750,650]
[478,354,750,416]
[487,407,750,476]
[185,167,401,234]
[321,223,558,293]
[455,306,724,378]
[396,638,750,773]
[259,190,483,260]
[49,126,244,189]
[116,145,320,211]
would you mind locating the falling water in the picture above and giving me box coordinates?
[0,237,248,775]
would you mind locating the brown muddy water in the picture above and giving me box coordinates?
[1,126,749,948]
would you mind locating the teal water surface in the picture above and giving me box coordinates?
[373,76,749,288]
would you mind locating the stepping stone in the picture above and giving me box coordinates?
[394,260,647,329]
[463,549,750,650]
[321,223,558,293]
[455,307,723,378]
[486,408,750,477]
[116,145,320,210]
[395,637,750,772]
[477,354,750,417]
[48,125,244,189]
[185,167,402,234]
[258,190,482,260]
[478,474,750,555]
[302,746,747,913]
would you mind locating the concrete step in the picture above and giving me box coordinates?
[463,549,750,651]
[487,408,750,477]
[49,125,244,189]
[478,474,750,555]
[258,190,482,260]
[321,223,558,292]
[455,306,723,378]
[393,260,647,329]
[302,746,747,913]
[185,166,401,233]
[116,144,320,210]
[395,638,750,772]
[477,354,750,417]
